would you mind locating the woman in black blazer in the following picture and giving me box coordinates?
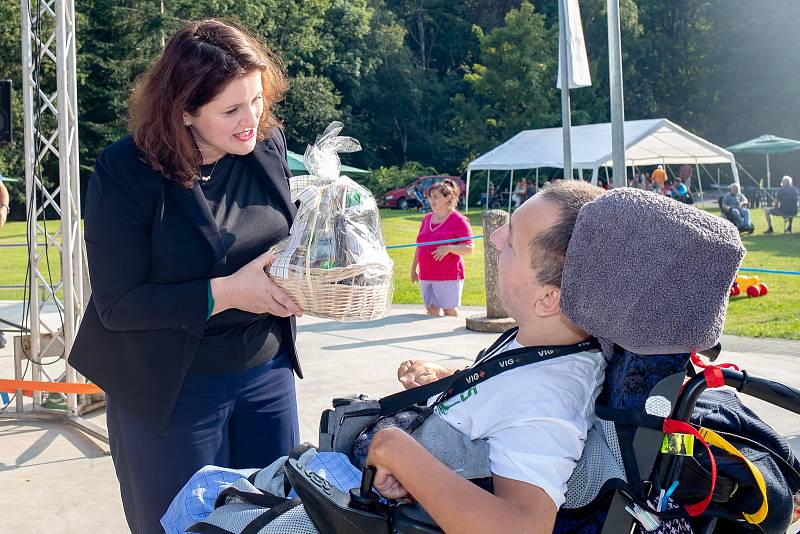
[70,20,304,534]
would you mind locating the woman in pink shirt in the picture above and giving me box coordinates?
[411,179,474,316]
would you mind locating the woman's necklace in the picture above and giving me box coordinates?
[198,155,224,183]
[429,210,452,232]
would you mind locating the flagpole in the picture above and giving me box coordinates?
[607,0,626,188]
[558,0,573,180]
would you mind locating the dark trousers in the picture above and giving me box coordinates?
[106,348,299,534]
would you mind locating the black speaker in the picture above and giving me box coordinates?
[0,80,12,147]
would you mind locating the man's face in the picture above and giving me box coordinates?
[490,194,561,320]
[730,184,740,195]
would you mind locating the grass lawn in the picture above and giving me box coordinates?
[0,221,65,302]
[1,206,798,339]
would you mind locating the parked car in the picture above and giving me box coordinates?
[379,175,466,209]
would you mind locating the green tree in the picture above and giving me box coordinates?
[0,2,25,214]
[449,2,557,166]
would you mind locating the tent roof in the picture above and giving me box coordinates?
[468,118,736,171]
[727,134,800,155]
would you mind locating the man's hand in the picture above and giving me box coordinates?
[366,427,411,499]
[397,360,453,389]
[0,205,7,227]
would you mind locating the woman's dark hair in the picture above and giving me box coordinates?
[428,178,460,209]
[128,19,288,187]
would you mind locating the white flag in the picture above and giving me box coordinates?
[557,0,592,89]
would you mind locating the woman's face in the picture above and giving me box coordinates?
[185,72,264,164]
[429,190,452,213]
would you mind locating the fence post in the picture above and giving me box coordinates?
[466,209,518,332]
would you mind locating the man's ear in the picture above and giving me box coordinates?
[534,286,562,317]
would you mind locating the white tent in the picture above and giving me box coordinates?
[466,118,739,207]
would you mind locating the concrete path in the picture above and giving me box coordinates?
[1,304,799,533]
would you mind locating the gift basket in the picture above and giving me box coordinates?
[267,122,393,321]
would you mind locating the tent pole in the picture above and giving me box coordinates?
[695,161,703,202]
[536,168,539,189]
[591,167,598,185]
[766,153,770,190]
[508,170,514,212]
[604,165,610,187]
[466,168,471,212]
[487,170,491,209]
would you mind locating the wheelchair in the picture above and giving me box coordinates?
[281,346,800,534]
[188,189,800,534]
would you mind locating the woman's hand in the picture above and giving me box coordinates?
[397,360,453,389]
[366,427,411,499]
[210,251,303,317]
[410,268,419,284]
[432,245,451,261]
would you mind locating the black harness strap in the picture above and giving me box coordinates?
[379,328,600,417]
[214,486,291,509]
[378,327,518,414]
[240,498,303,534]
[595,403,665,431]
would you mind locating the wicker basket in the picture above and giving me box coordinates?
[268,245,393,322]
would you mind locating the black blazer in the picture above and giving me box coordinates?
[70,129,302,437]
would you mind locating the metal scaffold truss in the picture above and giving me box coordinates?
[2,0,108,443]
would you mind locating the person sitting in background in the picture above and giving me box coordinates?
[512,178,527,208]
[765,175,798,234]
[721,183,754,233]
[671,178,694,204]
[525,179,537,200]
[479,181,496,209]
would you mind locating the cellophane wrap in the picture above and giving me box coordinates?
[267,122,393,321]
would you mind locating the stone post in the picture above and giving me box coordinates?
[466,210,518,332]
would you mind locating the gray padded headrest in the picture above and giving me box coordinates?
[560,188,745,355]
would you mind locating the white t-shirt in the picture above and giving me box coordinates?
[431,335,606,508]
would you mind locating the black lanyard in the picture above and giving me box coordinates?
[378,328,600,424]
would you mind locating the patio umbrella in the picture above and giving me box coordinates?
[287,150,371,177]
[727,134,800,188]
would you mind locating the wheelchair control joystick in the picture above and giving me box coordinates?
[349,465,380,511]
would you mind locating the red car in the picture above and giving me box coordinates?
[379,175,466,209]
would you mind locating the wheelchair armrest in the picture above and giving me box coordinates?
[392,503,443,534]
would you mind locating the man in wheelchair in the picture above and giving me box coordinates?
[362,179,606,533]
[180,184,800,534]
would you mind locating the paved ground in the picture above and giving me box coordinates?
[1,304,799,533]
